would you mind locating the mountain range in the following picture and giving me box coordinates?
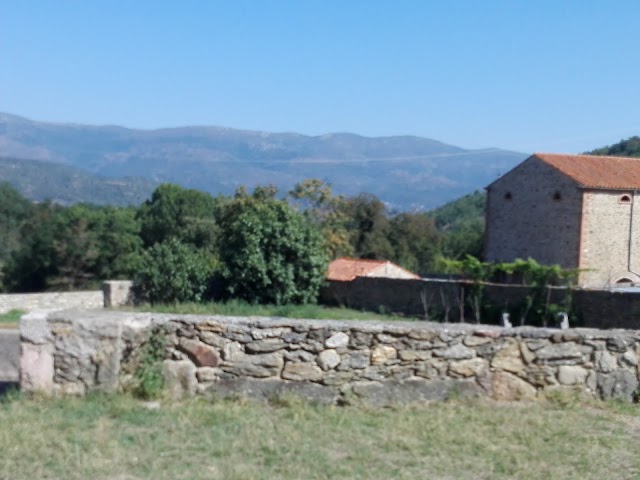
[0,112,528,209]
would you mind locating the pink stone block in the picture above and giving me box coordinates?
[21,343,54,393]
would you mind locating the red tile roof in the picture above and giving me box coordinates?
[534,153,640,190]
[326,257,419,281]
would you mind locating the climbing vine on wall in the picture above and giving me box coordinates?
[444,256,579,326]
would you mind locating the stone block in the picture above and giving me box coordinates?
[434,344,475,360]
[93,342,122,390]
[350,331,374,348]
[607,337,630,353]
[163,360,197,399]
[491,371,537,401]
[557,365,589,385]
[325,332,349,348]
[463,335,492,347]
[597,370,639,401]
[317,349,341,370]
[223,352,283,378]
[194,321,224,333]
[449,358,488,377]
[371,345,397,365]
[178,338,220,367]
[245,339,287,353]
[20,311,52,344]
[536,343,583,361]
[20,343,54,393]
[282,362,323,382]
[198,331,225,348]
[491,339,525,374]
[620,351,638,368]
[251,328,291,340]
[196,367,220,383]
[398,350,431,361]
[284,350,315,363]
[102,280,133,308]
[522,366,557,388]
[223,342,244,361]
[337,350,370,370]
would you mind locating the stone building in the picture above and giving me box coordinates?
[485,153,640,288]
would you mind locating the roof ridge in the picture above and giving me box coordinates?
[334,257,388,264]
[534,152,640,162]
[532,153,640,190]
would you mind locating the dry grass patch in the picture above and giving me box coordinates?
[0,393,638,479]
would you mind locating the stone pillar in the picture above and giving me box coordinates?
[103,280,134,308]
[20,311,54,394]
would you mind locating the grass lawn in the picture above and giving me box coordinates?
[0,309,24,329]
[0,393,638,479]
[125,300,415,322]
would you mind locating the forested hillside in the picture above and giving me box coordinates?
[0,157,156,206]
[587,136,640,157]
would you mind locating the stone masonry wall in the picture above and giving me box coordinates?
[0,291,102,314]
[20,310,640,405]
[485,156,583,269]
[321,277,640,330]
[580,190,640,288]
[0,281,134,315]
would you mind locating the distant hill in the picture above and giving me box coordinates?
[587,136,640,158]
[428,190,485,232]
[0,156,157,206]
[0,113,527,210]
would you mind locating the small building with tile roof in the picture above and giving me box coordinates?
[326,257,420,282]
[485,152,640,288]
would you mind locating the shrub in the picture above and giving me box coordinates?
[134,238,212,304]
[217,191,328,305]
[133,326,167,399]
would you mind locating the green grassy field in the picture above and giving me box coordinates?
[126,301,413,322]
[0,393,638,479]
[0,309,24,328]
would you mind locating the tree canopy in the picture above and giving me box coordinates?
[0,178,491,301]
[217,188,328,304]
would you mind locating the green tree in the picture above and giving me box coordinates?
[218,188,328,304]
[5,202,61,292]
[134,238,212,304]
[427,191,486,260]
[388,213,442,274]
[288,179,354,258]
[0,183,34,290]
[342,193,394,260]
[6,203,144,292]
[440,218,485,260]
[91,206,143,281]
[137,183,218,250]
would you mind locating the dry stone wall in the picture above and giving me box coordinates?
[0,291,102,314]
[19,310,640,405]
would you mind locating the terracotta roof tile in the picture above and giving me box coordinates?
[534,153,640,190]
[326,258,388,281]
[326,257,420,281]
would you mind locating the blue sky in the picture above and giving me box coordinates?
[2,1,639,153]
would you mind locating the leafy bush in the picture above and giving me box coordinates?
[134,239,213,304]
[217,191,328,304]
[133,326,167,399]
